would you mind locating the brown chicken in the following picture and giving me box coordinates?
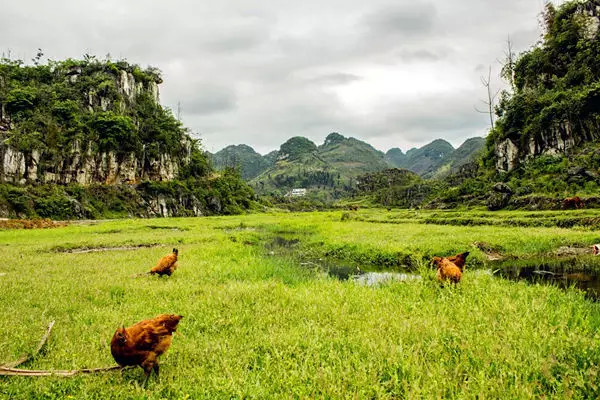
[433,251,470,284]
[150,248,178,276]
[111,314,183,385]
[446,251,470,270]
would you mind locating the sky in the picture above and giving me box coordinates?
[1,0,563,154]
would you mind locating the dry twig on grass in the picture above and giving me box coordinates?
[1,320,55,369]
[0,320,127,377]
[0,366,125,377]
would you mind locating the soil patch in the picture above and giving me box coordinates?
[53,243,159,254]
[473,241,505,261]
[147,225,190,232]
[553,246,593,257]
[0,219,68,230]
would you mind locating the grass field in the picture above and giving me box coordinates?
[1,209,600,398]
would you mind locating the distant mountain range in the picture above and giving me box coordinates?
[208,133,484,195]
[385,137,486,178]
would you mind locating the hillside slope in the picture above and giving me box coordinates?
[432,137,485,178]
[251,133,389,196]
[490,0,600,172]
[0,57,255,218]
[386,139,455,177]
[210,144,273,180]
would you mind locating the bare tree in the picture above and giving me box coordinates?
[499,36,516,91]
[31,48,44,66]
[475,66,500,131]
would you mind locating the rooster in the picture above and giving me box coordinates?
[433,251,470,284]
[150,248,178,276]
[111,314,183,385]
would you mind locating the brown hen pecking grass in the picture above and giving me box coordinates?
[150,248,178,276]
[110,314,183,385]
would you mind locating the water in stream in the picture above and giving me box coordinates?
[491,256,600,299]
[319,255,600,298]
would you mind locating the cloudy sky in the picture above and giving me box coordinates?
[2,0,562,154]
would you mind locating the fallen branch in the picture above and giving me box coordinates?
[2,320,55,368]
[0,365,128,377]
[0,320,130,377]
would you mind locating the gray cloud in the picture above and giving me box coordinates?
[364,2,438,37]
[396,48,447,62]
[1,0,547,154]
[182,85,237,116]
[305,73,363,86]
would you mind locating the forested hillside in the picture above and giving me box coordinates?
[250,133,391,198]
[0,57,255,218]
[210,144,274,180]
[484,0,600,200]
[385,139,455,177]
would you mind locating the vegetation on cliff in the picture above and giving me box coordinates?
[0,57,191,160]
[0,56,255,218]
[487,1,600,173]
[452,0,600,209]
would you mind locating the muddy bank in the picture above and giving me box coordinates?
[52,243,160,254]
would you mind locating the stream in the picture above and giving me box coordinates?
[491,256,600,299]
[311,255,600,298]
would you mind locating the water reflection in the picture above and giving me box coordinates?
[353,272,421,286]
[492,256,600,299]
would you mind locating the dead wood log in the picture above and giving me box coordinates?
[0,320,130,377]
[0,365,125,377]
[2,320,55,368]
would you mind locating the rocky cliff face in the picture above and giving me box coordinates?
[494,121,596,173]
[493,0,600,172]
[0,139,191,185]
[0,58,255,219]
[0,60,192,185]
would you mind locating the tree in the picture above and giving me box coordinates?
[475,66,499,130]
[500,36,516,91]
[31,48,44,66]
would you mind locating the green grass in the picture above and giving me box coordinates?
[1,210,600,398]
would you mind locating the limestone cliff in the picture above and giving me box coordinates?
[0,58,195,185]
[0,58,255,219]
[0,138,192,185]
[491,0,600,172]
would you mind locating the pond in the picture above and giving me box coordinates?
[491,256,600,299]
[299,259,420,284]
[267,234,600,297]
[314,255,600,297]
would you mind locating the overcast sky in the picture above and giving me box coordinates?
[2,1,562,154]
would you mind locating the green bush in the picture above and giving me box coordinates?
[91,112,138,153]
[6,87,37,114]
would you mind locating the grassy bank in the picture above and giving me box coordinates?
[1,210,600,398]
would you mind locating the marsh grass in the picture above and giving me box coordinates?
[1,210,600,398]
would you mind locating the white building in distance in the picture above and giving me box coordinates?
[287,188,307,197]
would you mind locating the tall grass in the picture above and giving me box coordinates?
[1,211,599,398]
